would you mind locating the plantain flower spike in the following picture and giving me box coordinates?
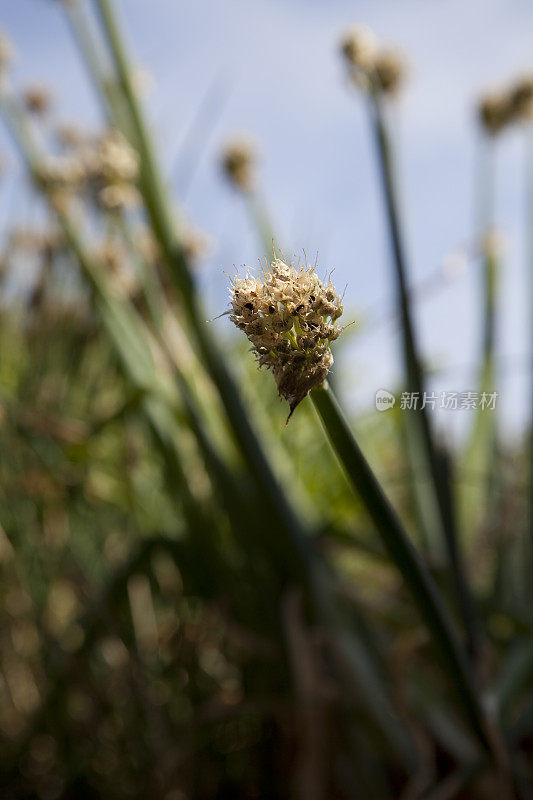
[340,25,378,74]
[221,136,256,192]
[511,75,533,121]
[478,91,513,136]
[229,258,344,419]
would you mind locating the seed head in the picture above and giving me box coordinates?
[36,155,87,199]
[478,91,513,136]
[229,258,344,418]
[98,182,141,211]
[340,25,378,73]
[374,49,405,96]
[23,85,53,116]
[92,129,139,184]
[511,75,533,121]
[221,136,256,191]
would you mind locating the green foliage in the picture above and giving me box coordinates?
[0,3,531,799]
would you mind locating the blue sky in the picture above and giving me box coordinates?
[2,0,533,437]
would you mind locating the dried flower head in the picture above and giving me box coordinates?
[98,182,141,211]
[340,25,378,73]
[221,136,256,191]
[374,49,405,95]
[511,75,533,121]
[478,91,513,136]
[23,85,53,116]
[36,155,87,205]
[92,129,139,184]
[229,258,344,418]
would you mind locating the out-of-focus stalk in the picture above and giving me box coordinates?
[369,93,480,657]
[459,133,500,546]
[0,87,315,615]
[246,187,279,262]
[526,123,533,600]
[64,0,124,129]
[90,0,319,594]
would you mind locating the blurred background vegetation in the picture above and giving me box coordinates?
[0,1,532,799]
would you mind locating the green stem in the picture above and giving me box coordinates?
[245,187,279,262]
[64,0,124,129]
[310,382,490,752]
[526,124,533,597]
[460,136,499,587]
[90,0,316,587]
[369,94,479,657]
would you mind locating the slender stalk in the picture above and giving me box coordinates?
[368,94,479,656]
[90,0,317,588]
[244,187,279,262]
[459,135,500,565]
[310,382,490,752]
[526,123,533,599]
[64,0,124,129]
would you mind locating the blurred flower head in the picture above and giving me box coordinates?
[23,85,53,116]
[340,26,406,97]
[91,129,139,185]
[374,49,406,96]
[511,74,533,121]
[98,182,141,211]
[221,136,256,191]
[478,90,513,136]
[340,25,378,73]
[36,154,87,208]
